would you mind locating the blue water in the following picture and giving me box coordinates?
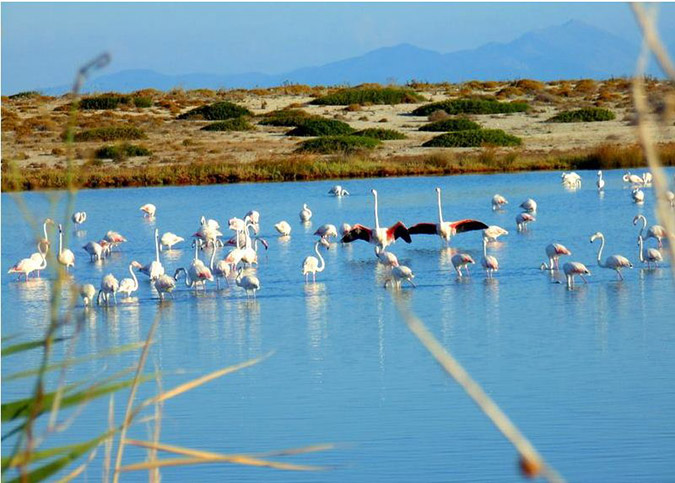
[2,169,674,481]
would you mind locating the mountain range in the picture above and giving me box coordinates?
[40,20,669,95]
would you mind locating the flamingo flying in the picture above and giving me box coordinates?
[451,253,475,277]
[540,243,572,271]
[637,234,663,269]
[274,221,292,236]
[480,238,499,278]
[118,261,142,297]
[57,224,75,271]
[492,194,508,211]
[299,204,312,223]
[562,262,591,288]
[590,232,633,280]
[633,214,668,248]
[302,240,327,282]
[408,188,488,244]
[341,189,412,249]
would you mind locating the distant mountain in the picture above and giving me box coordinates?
[39,20,667,95]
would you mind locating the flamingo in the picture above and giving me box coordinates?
[175,242,213,290]
[202,215,221,231]
[492,194,508,211]
[562,262,591,288]
[235,267,260,298]
[97,273,119,305]
[623,172,644,185]
[664,190,675,208]
[299,204,312,223]
[483,225,509,242]
[328,185,350,197]
[210,245,231,289]
[633,214,668,248]
[561,172,582,188]
[140,203,156,218]
[341,189,412,249]
[57,224,75,271]
[72,211,87,226]
[451,253,475,277]
[314,224,338,240]
[637,234,663,268]
[384,265,416,288]
[642,172,653,186]
[590,232,633,280]
[154,274,176,300]
[139,229,164,281]
[29,246,49,278]
[38,218,54,254]
[374,246,399,267]
[83,241,108,261]
[340,223,352,237]
[302,240,327,282]
[245,210,260,234]
[540,243,572,271]
[8,245,47,281]
[520,198,537,213]
[104,230,127,251]
[194,219,223,248]
[408,188,488,244]
[596,171,605,191]
[80,284,96,307]
[480,238,499,278]
[516,212,536,232]
[631,188,644,203]
[274,221,292,237]
[160,232,185,251]
[118,261,142,297]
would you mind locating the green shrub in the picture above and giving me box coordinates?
[286,118,354,136]
[79,96,128,110]
[178,101,252,120]
[548,107,616,123]
[201,118,255,131]
[95,143,151,160]
[132,96,153,108]
[423,129,522,147]
[68,126,146,142]
[9,91,41,99]
[353,128,406,140]
[297,135,381,153]
[419,118,481,132]
[311,87,424,105]
[412,98,529,116]
[258,109,317,126]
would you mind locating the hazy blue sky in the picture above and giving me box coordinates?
[2,2,674,93]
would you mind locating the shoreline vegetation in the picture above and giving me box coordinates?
[3,143,674,191]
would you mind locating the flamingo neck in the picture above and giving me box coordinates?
[437,190,444,224]
[155,231,160,262]
[482,238,488,258]
[637,215,647,237]
[58,229,64,255]
[315,242,326,272]
[638,235,645,262]
[43,221,49,243]
[373,192,380,231]
[130,264,138,291]
[596,235,605,266]
[210,244,217,270]
[193,242,199,262]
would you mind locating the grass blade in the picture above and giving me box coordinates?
[1,337,69,357]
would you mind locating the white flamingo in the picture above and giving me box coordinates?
[72,212,87,227]
[623,172,644,185]
[631,188,644,203]
[83,241,108,261]
[314,224,338,240]
[492,194,508,211]
[385,265,416,288]
[245,210,260,234]
[451,253,475,277]
[140,203,156,218]
[633,214,668,248]
[590,232,633,280]
[104,230,127,251]
[561,172,582,188]
[482,225,509,242]
[520,198,537,213]
[328,185,350,197]
[8,245,47,281]
[139,229,164,280]
[408,188,488,244]
[57,224,75,271]
[341,189,412,249]
[596,171,605,191]
[274,221,292,236]
[160,232,185,251]
[516,212,535,232]
[210,245,231,289]
[236,268,260,298]
[637,234,663,269]
[562,262,591,288]
[118,261,142,297]
[97,273,119,305]
[154,274,176,300]
[302,240,327,282]
[175,242,213,290]
[642,172,653,186]
[374,246,399,267]
[299,204,312,223]
[80,284,96,307]
[480,238,499,278]
[540,243,572,271]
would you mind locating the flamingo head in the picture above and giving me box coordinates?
[371,189,377,196]
[131,261,143,269]
[435,187,441,194]
[590,232,602,243]
[597,170,602,176]
[45,218,55,226]
[632,215,640,225]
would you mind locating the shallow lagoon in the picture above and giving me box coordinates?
[2,169,674,481]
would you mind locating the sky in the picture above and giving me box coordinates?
[2,2,674,94]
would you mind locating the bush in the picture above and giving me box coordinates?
[548,107,616,123]
[353,128,406,140]
[201,118,255,131]
[68,126,146,142]
[79,96,128,110]
[311,87,424,105]
[514,79,545,92]
[412,98,529,116]
[419,118,481,132]
[258,109,317,126]
[133,97,153,108]
[296,135,381,153]
[95,143,151,160]
[286,118,354,136]
[423,129,522,147]
[178,101,252,120]
[9,91,41,99]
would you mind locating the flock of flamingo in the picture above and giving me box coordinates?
[7,170,673,306]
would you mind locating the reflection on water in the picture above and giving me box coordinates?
[2,169,675,482]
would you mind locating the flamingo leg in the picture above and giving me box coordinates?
[617,270,624,281]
